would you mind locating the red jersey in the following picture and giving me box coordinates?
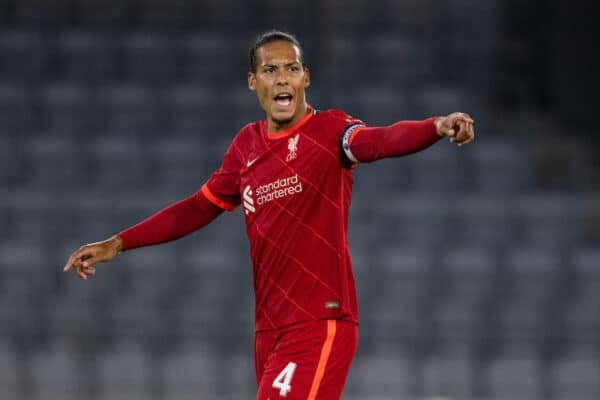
[201,108,363,332]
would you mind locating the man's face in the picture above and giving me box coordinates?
[248,40,310,132]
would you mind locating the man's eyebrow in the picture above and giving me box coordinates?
[260,61,300,68]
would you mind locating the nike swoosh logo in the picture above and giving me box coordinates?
[247,157,258,167]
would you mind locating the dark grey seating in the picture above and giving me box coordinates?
[483,351,543,400]
[40,82,95,133]
[550,352,600,400]
[0,30,47,80]
[0,82,36,133]
[56,31,117,82]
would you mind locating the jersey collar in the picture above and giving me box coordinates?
[264,105,315,140]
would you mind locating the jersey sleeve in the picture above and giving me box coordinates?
[340,117,440,165]
[324,110,366,169]
[200,137,244,212]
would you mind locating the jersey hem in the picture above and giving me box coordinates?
[200,184,238,211]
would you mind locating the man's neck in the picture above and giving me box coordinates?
[267,103,309,134]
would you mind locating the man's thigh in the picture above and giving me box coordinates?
[256,319,358,400]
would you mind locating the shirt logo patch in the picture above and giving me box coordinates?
[325,301,340,309]
[247,157,259,168]
[243,185,255,215]
[286,133,299,162]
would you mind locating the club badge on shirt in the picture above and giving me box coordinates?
[286,134,299,162]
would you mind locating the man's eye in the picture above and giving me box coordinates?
[264,67,275,73]
[289,66,299,72]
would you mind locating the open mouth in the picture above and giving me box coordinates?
[274,93,293,107]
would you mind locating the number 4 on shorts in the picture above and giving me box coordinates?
[272,362,297,397]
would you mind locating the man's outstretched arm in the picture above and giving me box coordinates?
[63,190,223,279]
[342,112,475,164]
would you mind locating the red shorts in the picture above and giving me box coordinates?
[254,318,358,400]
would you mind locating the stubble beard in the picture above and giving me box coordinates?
[272,116,294,126]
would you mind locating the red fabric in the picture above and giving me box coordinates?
[350,117,441,162]
[204,109,361,332]
[255,319,357,400]
[118,190,223,250]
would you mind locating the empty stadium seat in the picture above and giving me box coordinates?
[40,82,95,133]
[363,246,434,343]
[321,34,362,87]
[25,135,88,190]
[497,247,562,346]
[0,337,21,399]
[56,31,117,82]
[137,0,202,28]
[407,140,465,192]
[149,136,207,190]
[98,83,163,135]
[422,351,476,399]
[562,248,600,345]
[13,0,72,28]
[0,81,37,133]
[369,193,448,248]
[221,352,256,397]
[122,32,177,83]
[0,134,25,187]
[160,339,220,399]
[514,193,579,247]
[27,338,83,400]
[351,346,419,399]
[550,353,600,400]
[450,195,514,248]
[0,30,47,80]
[368,34,431,88]
[160,83,221,133]
[180,33,238,82]
[372,0,435,33]
[433,247,496,349]
[88,136,148,189]
[483,352,543,400]
[261,0,313,34]
[467,138,530,193]
[320,0,372,33]
[222,85,266,132]
[95,338,153,400]
[74,0,131,27]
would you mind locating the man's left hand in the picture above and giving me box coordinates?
[434,112,475,146]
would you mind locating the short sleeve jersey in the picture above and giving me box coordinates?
[201,108,364,332]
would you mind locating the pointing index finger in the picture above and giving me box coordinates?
[64,247,91,272]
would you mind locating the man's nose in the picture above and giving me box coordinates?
[275,71,289,85]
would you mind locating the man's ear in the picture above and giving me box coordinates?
[303,67,310,88]
[248,72,256,91]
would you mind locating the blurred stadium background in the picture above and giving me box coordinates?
[0,0,599,399]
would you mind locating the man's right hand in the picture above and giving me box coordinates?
[63,235,123,279]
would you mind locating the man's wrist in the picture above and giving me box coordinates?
[433,117,444,137]
[109,235,124,253]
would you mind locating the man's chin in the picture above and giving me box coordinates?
[272,116,294,126]
[271,108,295,126]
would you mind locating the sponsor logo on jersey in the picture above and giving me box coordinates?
[243,185,255,215]
[243,174,303,215]
[286,133,299,162]
[247,157,259,168]
[255,174,303,206]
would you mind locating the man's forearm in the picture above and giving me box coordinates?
[118,190,223,250]
[347,117,441,163]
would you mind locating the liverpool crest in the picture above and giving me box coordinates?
[286,133,299,162]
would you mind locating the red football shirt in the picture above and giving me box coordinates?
[201,107,363,332]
